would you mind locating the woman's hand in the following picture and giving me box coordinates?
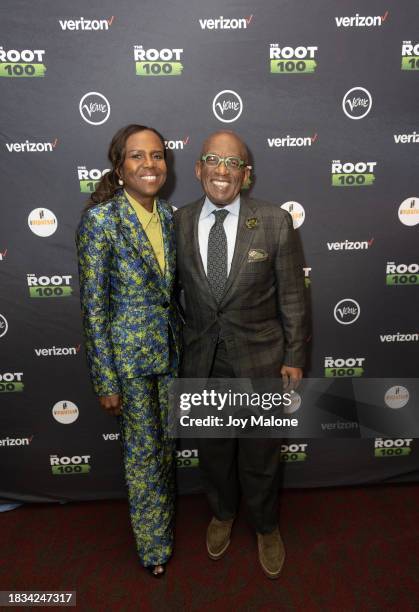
[99,394,122,416]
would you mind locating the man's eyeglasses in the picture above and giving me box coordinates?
[201,153,248,171]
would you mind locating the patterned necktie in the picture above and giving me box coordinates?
[207,209,229,303]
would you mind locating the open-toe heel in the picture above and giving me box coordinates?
[147,564,166,579]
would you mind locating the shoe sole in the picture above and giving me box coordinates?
[257,539,285,579]
[207,537,231,560]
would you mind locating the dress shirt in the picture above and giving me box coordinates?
[124,190,165,273]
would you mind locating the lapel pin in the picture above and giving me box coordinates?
[245,217,259,229]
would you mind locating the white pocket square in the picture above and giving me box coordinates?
[247,249,268,263]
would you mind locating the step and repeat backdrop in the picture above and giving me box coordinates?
[1,0,418,502]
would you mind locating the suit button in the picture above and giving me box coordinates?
[162,301,169,308]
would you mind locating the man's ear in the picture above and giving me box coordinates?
[241,165,251,189]
[195,160,202,181]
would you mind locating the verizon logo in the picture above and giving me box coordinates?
[5,139,58,152]
[380,333,419,343]
[394,132,419,144]
[327,239,374,251]
[58,17,114,30]
[267,134,318,148]
[34,345,81,357]
[199,15,253,29]
[102,433,120,441]
[335,12,389,27]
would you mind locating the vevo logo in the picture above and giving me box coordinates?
[212,90,243,123]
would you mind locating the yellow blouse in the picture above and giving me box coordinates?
[124,190,165,273]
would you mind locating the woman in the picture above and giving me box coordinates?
[76,124,181,577]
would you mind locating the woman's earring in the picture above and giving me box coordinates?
[118,178,124,186]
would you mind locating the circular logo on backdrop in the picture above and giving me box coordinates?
[212,90,243,123]
[342,87,372,120]
[79,92,111,125]
[398,197,419,227]
[333,298,360,325]
[0,314,8,338]
[28,208,57,237]
[52,400,79,424]
[284,391,302,414]
[384,386,409,409]
[281,201,305,229]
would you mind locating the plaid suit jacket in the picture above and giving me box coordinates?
[175,196,307,378]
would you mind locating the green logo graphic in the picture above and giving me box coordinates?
[134,46,184,76]
[176,457,199,468]
[0,382,24,392]
[29,286,72,298]
[325,368,364,377]
[270,59,316,73]
[27,275,73,298]
[331,161,376,187]
[78,167,109,193]
[401,41,419,70]
[324,358,365,377]
[270,44,318,74]
[332,174,375,187]
[0,49,46,77]
[375,447,411,457]
[0,373,24,393]
[52,464,91,475]
[280,452,307,462]
[386,263,419,285]
[386,275,419,285]
[79,180,99,193]
[50,455,91,475]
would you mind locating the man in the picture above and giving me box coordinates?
[175,131,306,579]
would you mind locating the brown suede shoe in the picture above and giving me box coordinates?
[206,517,234,560]
[257,528,285,579]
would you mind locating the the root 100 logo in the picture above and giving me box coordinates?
[401,41,419,71]
[374,438,412,458]
[303,267,312,288]
[134,46,184,76]
[0,372,24,392]
[27,274,73,298]
[280,443,308,462]
[324,357,365,377]
[176,449,199,467]
[0,47,46,77]
[331,160,376,187]
[386,262,419,285]
[50,454,91,475]
[269,44,318,74]
[77,167,109,193]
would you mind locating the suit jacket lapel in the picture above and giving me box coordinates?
[186,197,218,307]
[221,197,258,303]
[157,199,174,292]
[116,191,163,283]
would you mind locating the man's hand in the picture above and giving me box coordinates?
[280,365,303,392]
[99,393,122,416]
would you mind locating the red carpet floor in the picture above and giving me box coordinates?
[1,485,418,611]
